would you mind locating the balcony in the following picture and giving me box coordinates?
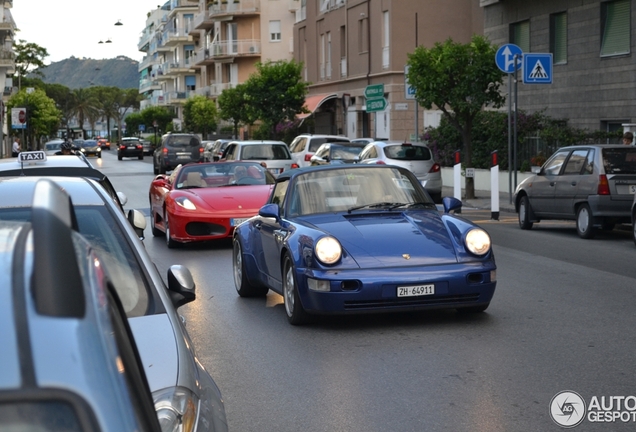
[161,27,192,48]
[288,0,299,12]
[139,79,162,93]
[0,47,14,69]
[210,0,260,18]
[210,82,237,97]
[194,4,214,30]
[167,90,192,104]
[138,55,159,72]
[210,40,260,59]
[194,46,215,66]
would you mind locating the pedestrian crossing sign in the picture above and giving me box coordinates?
[523,53,553,84]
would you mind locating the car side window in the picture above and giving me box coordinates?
[225,144,237,160]
[359,145,376,160]
[563,150,590,175]
[271,180,289,209]
[543,150,569,176]
[290,137,305,153]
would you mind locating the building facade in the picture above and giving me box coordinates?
[481,0,636,133]
[1,0,15,156]
[293,0,483,140]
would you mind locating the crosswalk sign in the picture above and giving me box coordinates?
[523,53,553,84]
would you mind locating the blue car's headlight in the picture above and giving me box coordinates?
[175,197,196,210]
[464,228,491,256]
[315,236,342,265]
[153,386,198,432]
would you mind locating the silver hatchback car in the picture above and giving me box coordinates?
[515,144,636,239]
[0,176,228,432]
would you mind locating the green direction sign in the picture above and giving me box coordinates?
[366,97,387,113]
[364,84,384,99]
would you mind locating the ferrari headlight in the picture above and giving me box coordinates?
[175,197,197,210]
[153,386,198,432]
[315,236,342,265]
[465,228,491,256]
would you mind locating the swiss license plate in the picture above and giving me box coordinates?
[397,284,435,297]
[630,185,636,194]
[231,218,249,226]
[268,168,282,175]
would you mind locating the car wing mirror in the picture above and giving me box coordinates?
[127,209,147,239]
[259,203,281,221]
[167,264,196,309]
[117,191,128,206]
[442,196,463,214]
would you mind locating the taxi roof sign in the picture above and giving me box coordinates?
[18,151,47,163]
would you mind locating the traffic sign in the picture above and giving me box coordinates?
[366,97,387,113]
[523,53,553,84]
[495,44,523,73]
[404,65,415,100]
[11,107,26,129]
[365,84,384,99]
[18,110,26,123]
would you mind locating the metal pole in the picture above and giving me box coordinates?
[414,13,418,141]
[513,54,519,191]
[508,73,512,204]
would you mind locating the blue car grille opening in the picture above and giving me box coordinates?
[186,222,227,236]
[343,293,481,310]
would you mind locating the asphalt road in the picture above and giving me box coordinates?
[102,151,636,431]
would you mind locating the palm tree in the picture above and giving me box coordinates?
[68,88,99,138]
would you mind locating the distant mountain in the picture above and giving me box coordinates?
[32,56,140,89]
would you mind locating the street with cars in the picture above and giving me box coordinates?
[81,149,636,431]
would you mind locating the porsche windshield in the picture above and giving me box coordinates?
[289,167,435,216]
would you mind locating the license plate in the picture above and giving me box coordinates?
[268,168,282,175]
[397,284,435,297]
[231,218,249,226]
[630,185,636,194]
[127,146,136,149]
[177,155,190,159]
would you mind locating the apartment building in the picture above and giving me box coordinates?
[293,0,483,140]
[1,0,15,156]
[481,0,635,133]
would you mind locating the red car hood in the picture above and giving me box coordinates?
[181,184,272,211]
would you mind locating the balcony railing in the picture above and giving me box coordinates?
[0,47,15,67]
[139,79,161,93]
[210,0,260,17]
[211,40,260,57]
[167,90,193,103]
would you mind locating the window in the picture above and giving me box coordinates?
[326,31,332,79]
[320,33,326,79]
[340,26,346,77]
[601,0,630,57]
[269,20,281,41]
[510,20,530,53]
[550,12,567,64]
[358,17,369,53]
[382,11,389,69]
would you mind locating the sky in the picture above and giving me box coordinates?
[11,0,164,64]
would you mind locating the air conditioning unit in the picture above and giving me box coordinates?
[249,46,256,53]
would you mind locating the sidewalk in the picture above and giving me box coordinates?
[441,186,516,213]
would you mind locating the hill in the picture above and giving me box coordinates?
[33,56,140,89]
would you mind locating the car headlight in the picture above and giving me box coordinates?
[315,236,341,265]
[464,228,491,256]
[153,386,198,432]
[80,148,86,152]
[175,197,196,210]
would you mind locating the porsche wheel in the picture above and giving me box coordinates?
[576,204,595,239]
[164,212,179,248]
[518,196,533,230]
[282,254,308,325]
[233,238,268,297]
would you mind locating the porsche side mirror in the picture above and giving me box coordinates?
[167,265,196,309]
[442,196,463,214]
[259,203,281,221]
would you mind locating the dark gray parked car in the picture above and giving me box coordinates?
[515,144,636,238]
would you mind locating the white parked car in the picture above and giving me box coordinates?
[358,140,443,202]
[289,134,350,168]
[222,140,293,176]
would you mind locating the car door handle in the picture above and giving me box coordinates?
[254,221,262,230]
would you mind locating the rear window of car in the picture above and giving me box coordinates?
[309,138,349,152]
[384,145,432,161]
[167,136,200,147]
[241,144,291,160]
[602,148,636,174]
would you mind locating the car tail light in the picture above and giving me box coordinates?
[162,147,168,154]
[598,174,610,195]
[304,153,314,162]
[291,163,299,169]
[199,147,204,154]
[429,163,441,173]
[375,160,386,165]
[119,145,125,150]
[136,145,142,149]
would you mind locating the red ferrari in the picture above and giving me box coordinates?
[149,161,275,247]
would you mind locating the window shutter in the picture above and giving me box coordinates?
[601,0,630,56]
[552,13,567,64]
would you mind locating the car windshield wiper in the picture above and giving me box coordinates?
[391,202,437,210]
[347,202,406,213]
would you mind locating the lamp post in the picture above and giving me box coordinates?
[26,87,34,150]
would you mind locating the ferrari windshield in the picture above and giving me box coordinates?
[176,162,276,189]
[289,167,435,216]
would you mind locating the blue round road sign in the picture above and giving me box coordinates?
[495,44,523,73]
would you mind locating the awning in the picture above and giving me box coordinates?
[297,93,338,120]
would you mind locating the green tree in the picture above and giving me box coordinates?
[407,35,505,199]
[183,95,218,137]
[124,112,144,137]
[7,88,61,149]
[243,60,308,139]
[68,88,99,137]
[93,87,142,141]
[13,40,49,89]
[218,83,252,139]
[140,106,174,136]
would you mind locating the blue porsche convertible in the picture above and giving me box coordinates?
[232,165,497,325]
